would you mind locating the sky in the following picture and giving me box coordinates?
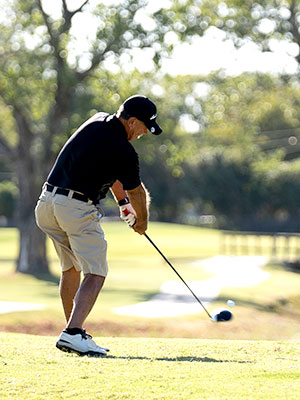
[38,0,299,77]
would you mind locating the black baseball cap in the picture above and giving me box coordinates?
[122,95,162,135]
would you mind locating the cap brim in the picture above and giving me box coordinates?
[145,121,162,135]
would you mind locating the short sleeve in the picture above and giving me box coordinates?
[117,149,141,190]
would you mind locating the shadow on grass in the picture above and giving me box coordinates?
[106,355,251,363]
[32,273,60,285]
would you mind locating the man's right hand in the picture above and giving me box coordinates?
[131,221,147,235]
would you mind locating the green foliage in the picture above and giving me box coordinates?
[264,159,300,213]
[191,149,254,215]
[202,74,300,151]
[0,181,18,219]
[186,147,300,231]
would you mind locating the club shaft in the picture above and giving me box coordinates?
[144,233,212,319]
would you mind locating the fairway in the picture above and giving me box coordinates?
[0,333,300,400]
[1,223,300,340]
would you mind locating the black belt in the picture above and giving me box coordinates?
[46,183,91,204]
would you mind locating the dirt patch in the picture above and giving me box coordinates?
[0,319,191,337]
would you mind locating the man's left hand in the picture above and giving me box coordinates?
[119,203,137,227]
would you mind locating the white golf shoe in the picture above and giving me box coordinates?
[56,329,109,357]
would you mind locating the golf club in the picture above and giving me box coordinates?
[144,233,232,322]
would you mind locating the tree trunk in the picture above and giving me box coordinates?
[14,108,50,274]
[17,214,49,274]
[15,165,50,274]
[15,166,50,274]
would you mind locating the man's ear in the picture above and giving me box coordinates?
[128,117,137,128]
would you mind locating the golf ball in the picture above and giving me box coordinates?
[227,300,235,307]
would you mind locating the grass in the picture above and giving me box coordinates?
[0,333,300,400]
[1,223,300,339]
[1,223,300,399]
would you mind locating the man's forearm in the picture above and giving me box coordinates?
[110,180,128,203]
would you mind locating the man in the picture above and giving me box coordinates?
[35,95,162,357]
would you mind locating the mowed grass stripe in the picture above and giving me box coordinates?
[0,333,300,400]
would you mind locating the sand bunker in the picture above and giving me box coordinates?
[0,301,46,314]
[114,255,268,317]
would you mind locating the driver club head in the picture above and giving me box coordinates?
[210,308,233,322]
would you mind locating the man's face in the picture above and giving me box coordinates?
[127,118,149,141]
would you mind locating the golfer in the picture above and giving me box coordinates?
[35,95,162,356]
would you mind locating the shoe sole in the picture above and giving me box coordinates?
[56,342,107,357]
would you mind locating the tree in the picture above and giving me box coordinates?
[3,0,300,276]
[0,0,182,274]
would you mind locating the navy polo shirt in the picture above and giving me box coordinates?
[47,113,141,203]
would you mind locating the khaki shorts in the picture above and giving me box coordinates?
[35,187,108,277]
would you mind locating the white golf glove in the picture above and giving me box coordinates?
[119,203,137,227]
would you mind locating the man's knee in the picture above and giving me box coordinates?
[63,266,81,276]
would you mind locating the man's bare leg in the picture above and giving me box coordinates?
[66,273,105,329]
[59,267,81,322]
